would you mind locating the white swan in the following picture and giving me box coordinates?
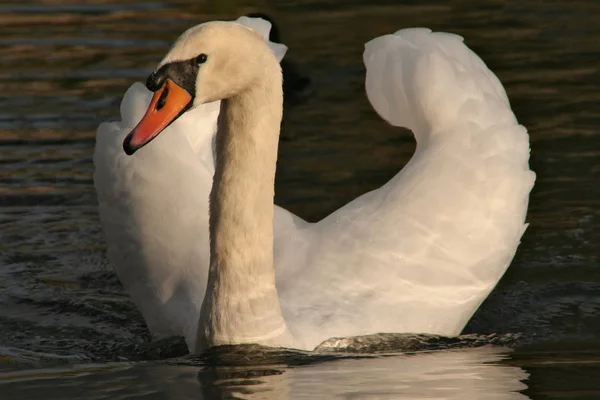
[93,16,288,350]
[95,21,535,353]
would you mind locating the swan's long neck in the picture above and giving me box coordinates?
[196,67,294,351]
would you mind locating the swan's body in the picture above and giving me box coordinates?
[94,21,535,352]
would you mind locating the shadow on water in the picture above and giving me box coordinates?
[1,0,600,397]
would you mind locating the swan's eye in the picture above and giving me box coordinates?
[196,54,208,64]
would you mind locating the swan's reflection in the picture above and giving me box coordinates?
[197,347,529,399]
[0,347,529,399]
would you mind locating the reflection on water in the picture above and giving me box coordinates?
[198,348,528,400]
[1,0,600,397]
[1,348,528,399]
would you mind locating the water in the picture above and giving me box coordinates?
[1,0,600,397]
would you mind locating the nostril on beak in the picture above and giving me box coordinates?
[156,85,169,111]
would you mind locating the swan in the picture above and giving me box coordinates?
[96,21,535,353]
[93,16,289,351]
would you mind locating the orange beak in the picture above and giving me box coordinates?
[123,78,192,155]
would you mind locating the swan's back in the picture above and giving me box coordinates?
[361,28,534,261]
[364,29,517,141]
[280,29,535,349]
[361,28,534,246]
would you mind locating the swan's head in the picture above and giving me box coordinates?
[123,21,282,155]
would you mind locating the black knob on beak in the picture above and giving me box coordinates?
[146,67,168,92]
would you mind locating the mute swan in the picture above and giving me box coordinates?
[97,21,535,353]
[93,16,290,351]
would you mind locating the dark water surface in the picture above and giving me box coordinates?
[1,0,600,398]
